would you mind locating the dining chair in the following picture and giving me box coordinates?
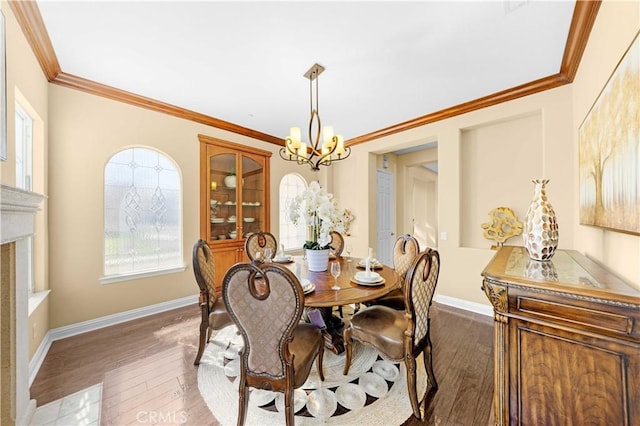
[244,231,278,261]
[328,231,345,257]
[343,249,441,420]
[367,234,420,310]
[222,261,325,426]
[192,239,233,365]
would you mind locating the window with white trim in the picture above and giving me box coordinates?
[15,103,35,295]
[104,147,182,278]
[279,173,307,251]
[15,103,33,191]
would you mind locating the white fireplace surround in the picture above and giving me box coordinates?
[1,184,45,425]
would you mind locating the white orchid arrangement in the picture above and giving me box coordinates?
[288,181,347,250]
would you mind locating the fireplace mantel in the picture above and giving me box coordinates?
[1,184,46,425]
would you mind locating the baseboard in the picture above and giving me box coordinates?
[434,294,493,317]
[29,295,198,385]
[29,332,52,386]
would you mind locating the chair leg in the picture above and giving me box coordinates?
[342,326,353,375]
[237,377,248,426]
[284,387,295,426]
[194,321,208,365]
[317,341,325,381]
[424,327,438,390]
[405,355,422,420]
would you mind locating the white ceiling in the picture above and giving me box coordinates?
[36,1,576,142]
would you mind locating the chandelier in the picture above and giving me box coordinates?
[279,63,351,171]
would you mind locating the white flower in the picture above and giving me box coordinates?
[288,182,349,249]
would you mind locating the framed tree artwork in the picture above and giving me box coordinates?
[579,31,639,235]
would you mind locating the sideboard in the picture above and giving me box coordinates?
[481,246,640,425]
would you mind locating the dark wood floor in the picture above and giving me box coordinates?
[30,302,494,425]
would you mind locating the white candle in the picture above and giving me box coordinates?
[298,142,307,159]
[323,125,334,148]
[290,127,301,149]
[335,135,345,155]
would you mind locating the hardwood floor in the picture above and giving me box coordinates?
[30,302,494,425]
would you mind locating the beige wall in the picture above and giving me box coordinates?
[572,0,640,288]
[332,85,574,306]
[1,4,51,357]
[47,85,316,328]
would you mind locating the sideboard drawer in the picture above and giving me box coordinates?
[515,296,637,337]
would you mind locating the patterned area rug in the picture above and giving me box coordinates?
[197,325,427,425]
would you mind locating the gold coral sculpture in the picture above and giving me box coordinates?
[481,207,523,247]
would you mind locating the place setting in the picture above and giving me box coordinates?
[352,249,385,286]
[301,278,316,294]
[272,244,294,264]
[356,258,383,270]
[351,269,385,286]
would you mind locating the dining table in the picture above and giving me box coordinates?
[277,255,401,353]
[281,255,400,307]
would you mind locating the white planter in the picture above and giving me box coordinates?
[306,249,330,272]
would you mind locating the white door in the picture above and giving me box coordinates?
[376,169,394,266]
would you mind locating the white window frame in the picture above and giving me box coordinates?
[15,103,33,191]
[15,103,35,296]
[279,173,308,252]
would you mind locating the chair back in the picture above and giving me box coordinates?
[222,262,304,383]
[393,234,420,283]
[244,232,278,261]
[329,231,345,256]
[193,239,217,305]
[404,249,440,354]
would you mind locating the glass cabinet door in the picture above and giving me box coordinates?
[209,152,238,242]
[240,154,265,239]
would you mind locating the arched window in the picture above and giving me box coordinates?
[103,147,182,280]
[279,173,307,251]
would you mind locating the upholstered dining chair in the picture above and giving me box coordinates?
[222,261,325,426]
[192,239,232,365]
[328,231,345,257]
[244,231,278,261]
[343,249,441,420]
[368,234,420,310]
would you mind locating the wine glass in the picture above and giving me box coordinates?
[264,247,273,263]
[330,262,341,291]
[346,245,353,261]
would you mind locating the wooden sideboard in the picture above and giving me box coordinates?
[481,246,640,425]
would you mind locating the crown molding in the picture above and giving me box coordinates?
[347,73,570,146]
[9,0,60,80]
[11,0,600,148]
[560,0,601,82]
[52,72,283,145]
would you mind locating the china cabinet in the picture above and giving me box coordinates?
[481,246,640,425]
[199,135,271,290]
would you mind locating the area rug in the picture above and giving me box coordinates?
[197,325,427,426]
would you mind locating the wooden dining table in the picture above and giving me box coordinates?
[281,256,400,308]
